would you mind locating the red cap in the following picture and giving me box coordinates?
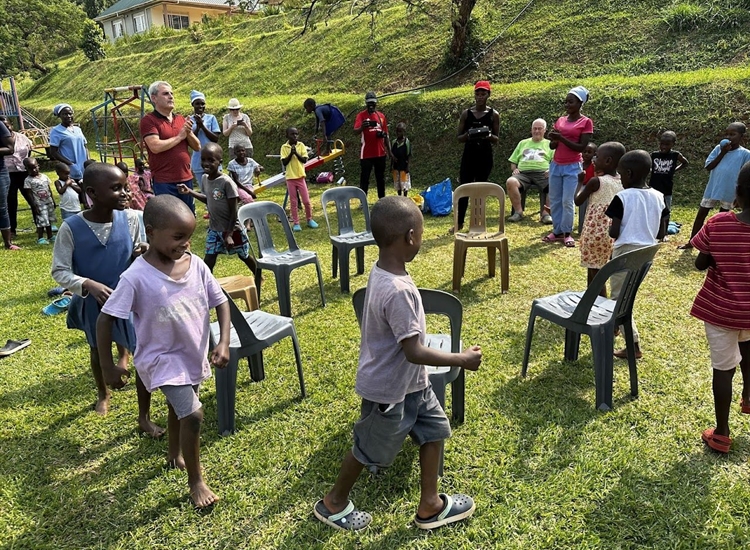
[474,80,491,92]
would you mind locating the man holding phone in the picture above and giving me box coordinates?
[354,91,393,199]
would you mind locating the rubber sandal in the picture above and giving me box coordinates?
[541,214,553,225]
[48,286,66,297]
[414,493,476,530]
[563,236,575,248]
[6,244,21,250]
[542,232,562,243]
[42,296,71,316]
[702,428,732,454]
[0,339,31,357]
[740,399,750,414]
[314,500,371,531]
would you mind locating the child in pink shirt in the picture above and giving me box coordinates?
[97,194,231,508]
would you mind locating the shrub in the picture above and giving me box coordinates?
[80,19,106,61]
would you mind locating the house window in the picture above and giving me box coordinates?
[167,14,190,30]
[112,19,124,38]
[133,13,147,33]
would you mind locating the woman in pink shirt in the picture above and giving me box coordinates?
[544,86,594,247]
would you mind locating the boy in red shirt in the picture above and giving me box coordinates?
[691,161,750,454]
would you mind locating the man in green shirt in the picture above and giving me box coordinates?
[506,118,553,224]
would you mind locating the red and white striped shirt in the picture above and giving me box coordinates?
[690,211,750,329]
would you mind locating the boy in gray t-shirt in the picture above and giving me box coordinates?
[179,143,257,276]
[314,196,482,532]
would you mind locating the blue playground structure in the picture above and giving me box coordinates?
[89,85,151,164]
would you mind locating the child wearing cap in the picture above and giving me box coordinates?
[354,91,393,200]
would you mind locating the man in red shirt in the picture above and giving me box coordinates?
[354,91,393,199]
[140,81,201,213]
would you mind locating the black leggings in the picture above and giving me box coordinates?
[457,154,493,227]
[7,170,33,233]
[360,156,387,199]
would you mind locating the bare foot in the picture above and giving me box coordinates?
[190,481,220,508]
[94,395,110,416]
[139,418,166,438]
[678,243,693,250]
[167,456,186,470]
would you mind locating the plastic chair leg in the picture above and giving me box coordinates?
[500,241,510,293]
[452,244,464,293]
[356,246,365,274]
[277,273,293,317]
[248,352,265,382]
[564,329,581,361]
[621,318,639,397]
[451,370,465,424]
[215,352,239,436]
[331,244,339,278]
[255,268,263,302]
[291,331,306,398]
[521,309,539,377]
[315,260,326,307]
[487,246,496,278]
[339,249,351,293]
[592,327,614,411]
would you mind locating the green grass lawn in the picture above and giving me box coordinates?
[2,180,749,549]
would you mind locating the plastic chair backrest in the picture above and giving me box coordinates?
[452,182,506,234]
[321,186,371,237]
[352,288,462,353]
[238,201,300,258]
[221,289,261,346]
[569,244,660,325]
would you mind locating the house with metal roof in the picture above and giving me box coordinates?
[94,0,244,42]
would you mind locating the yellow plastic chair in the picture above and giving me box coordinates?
[452,182,509,294]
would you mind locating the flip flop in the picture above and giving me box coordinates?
[414,493,476,530]
[702,427,732,454]
[0,339,31,357]
[740,399,750,414]
[47,286,67,297]
[563,236,575,248]
[6,244,21,250]
[42,296,71,316]
[542,232,563,243]
[314,500,371,531]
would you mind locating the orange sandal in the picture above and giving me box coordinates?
[702,428,732,454]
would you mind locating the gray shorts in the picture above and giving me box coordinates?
[515,170,549,192]
[160,384,201,419]
[352,386,451,474]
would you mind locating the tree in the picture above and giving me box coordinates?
[0,0,87,76]
[80,19,107,61]
[276,0,479,61]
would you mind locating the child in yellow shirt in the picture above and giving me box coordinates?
[281,127,318,231]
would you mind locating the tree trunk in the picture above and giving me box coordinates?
[450,0,477,61]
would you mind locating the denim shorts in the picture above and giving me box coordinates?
[205,227,250,259]
[160,384,201,419]
[352,386,451,474]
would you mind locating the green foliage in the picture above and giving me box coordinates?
[80,19,107,61]
[661,0,750,31]
[0,0,86,76]
[189,23,205,43]
[80,0,118,19]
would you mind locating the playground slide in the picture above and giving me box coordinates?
[255,140,345,194]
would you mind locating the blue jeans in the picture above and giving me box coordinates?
[548,161,581,235]
[153,180,194,214]
[0,166,10,231]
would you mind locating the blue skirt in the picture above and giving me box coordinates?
[67,294,137,351]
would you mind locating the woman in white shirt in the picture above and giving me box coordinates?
[222,98,253,159]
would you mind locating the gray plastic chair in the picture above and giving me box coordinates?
[210,290,305,436]
[321,186,376,293]
[238,201,325,317]
[352,287,465,475]
[521,244,660,411]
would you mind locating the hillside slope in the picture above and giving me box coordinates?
[16,0,750,202]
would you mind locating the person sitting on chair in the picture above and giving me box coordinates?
[506,118,553,224]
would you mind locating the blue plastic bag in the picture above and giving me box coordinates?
[421,178,453,216]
